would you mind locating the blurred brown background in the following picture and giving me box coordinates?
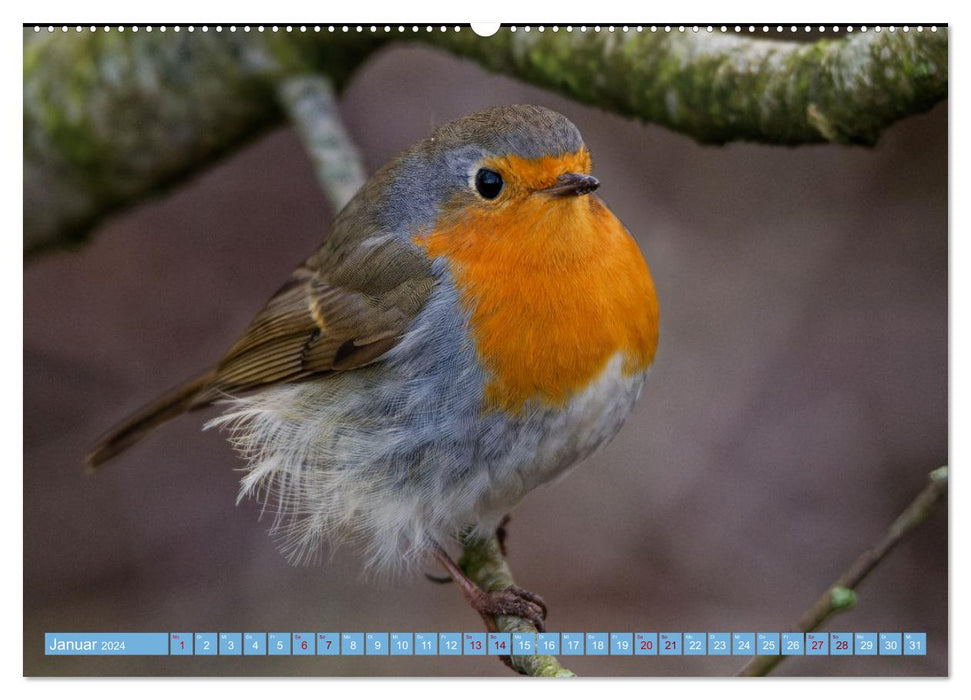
[24,42,947,676]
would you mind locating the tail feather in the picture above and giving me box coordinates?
[85,371,216,471]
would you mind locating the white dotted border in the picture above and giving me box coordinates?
[28,24,943,35]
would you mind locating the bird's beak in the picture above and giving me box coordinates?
[540,173,600,197]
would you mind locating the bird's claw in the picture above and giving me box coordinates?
[473,585,548,632]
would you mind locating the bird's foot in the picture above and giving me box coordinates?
[468,584,548,632]
[432,543,548,632]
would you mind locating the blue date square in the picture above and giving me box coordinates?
[439,633,462,656]
[659,632,682,656]
[732,633,755,655]
[806,632,829,655]
[880,632,902,655]
[292,633,314,655]
[316,633,339,656]
[757,633,779,656]
[488,632,511,655]
[194,633,217,656]
[512,632,535,655]
[170,633,192,656]
[267,633,290,655]
[341,632,364,656]
[830,632,853,656]
[611,632,633,655]
[537,632,560,655]
[586,632,609,656]
[855,632,878,656]
[366,632,388,655]
[904,633,927,656]
[560,633,584,655]
[219,633,242,655]
[244,632,266,655]
[390,633,413,655]
[635,633,658,656]
[414,632,437,656]
[708,633,731,656]
[464,632,486,656]
[683,632,706,656]
[781,632,804,655]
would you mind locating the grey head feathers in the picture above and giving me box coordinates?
[424,104,585,161]
[354,105,586,235]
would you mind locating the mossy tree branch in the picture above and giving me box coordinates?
[24,27,947,256]
[23,30,381,256]
[423,28,947,147]
[737,466,948,677]
[458,531,576,677]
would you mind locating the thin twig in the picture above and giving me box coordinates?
[737,466,948,677]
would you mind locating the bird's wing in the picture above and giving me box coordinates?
[86,190,438,469]
[196,231,436,404]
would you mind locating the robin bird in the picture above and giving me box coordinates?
[87,104,659,632]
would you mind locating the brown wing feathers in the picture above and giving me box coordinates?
[84,370,217,470]
[86,236,435,470]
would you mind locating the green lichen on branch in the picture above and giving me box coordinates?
[459,532,576,677]
[422,28,947,146]
[24,28,947,255]
[23,29,379,256]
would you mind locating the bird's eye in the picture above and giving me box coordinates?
[474,169,504,199]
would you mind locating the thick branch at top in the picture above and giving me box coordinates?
[23,30,380,255]
[23,28,947,255]
[423,28,947,146]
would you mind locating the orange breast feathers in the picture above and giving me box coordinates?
[415,151,659,414]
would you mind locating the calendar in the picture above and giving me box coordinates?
[44,631,927,657]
